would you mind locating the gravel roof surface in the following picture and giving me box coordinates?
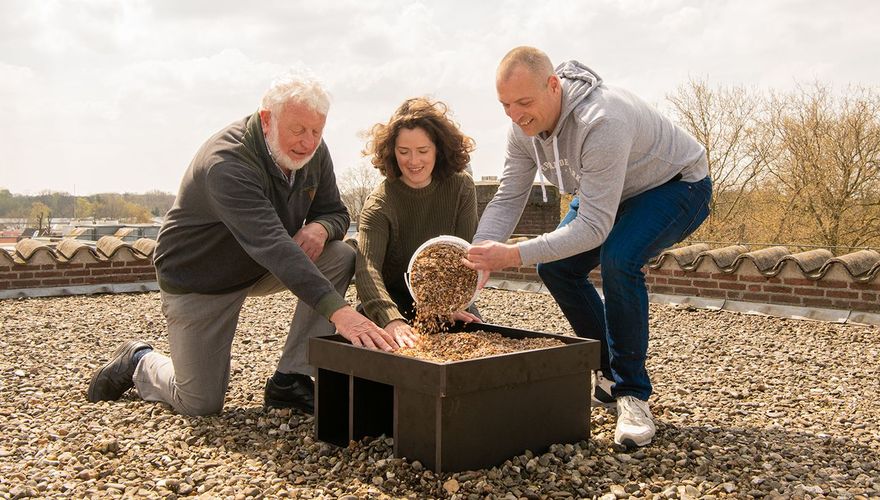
[1,288,879,499]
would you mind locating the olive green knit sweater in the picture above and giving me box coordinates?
[355,171,477,327]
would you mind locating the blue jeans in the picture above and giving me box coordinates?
[537,176,711,400]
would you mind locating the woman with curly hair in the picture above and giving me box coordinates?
[356,97,481,342]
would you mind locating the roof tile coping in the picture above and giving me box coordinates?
[55,238,100,263]
[651,243,879,282]
[735,246,791,274]
[826,250,880,282]
[648,243,710,269]
[780,249,834,276]
[701,245,751,270]
[0,247,17,266]
[132,238,157,257]
[3,237,154,266]
[15,238,56,265]
[96,236,147,261]
[2,238,878,283]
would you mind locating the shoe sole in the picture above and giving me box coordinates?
[263,397,313,415]
[616,436,653,448]
[87,341,148,402]
[592,398,617,409]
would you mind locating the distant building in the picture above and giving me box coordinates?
[0,229,21,244]
[67,223,160,242]
[17,228,39,241]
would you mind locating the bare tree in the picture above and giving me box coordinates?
[338,162,383,227]
[667,78,774,241]
[28,202,52,235]
[768,83,880,249]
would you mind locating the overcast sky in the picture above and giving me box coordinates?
[2,0,879,195]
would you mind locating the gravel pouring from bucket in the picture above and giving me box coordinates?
[405,235,482,318]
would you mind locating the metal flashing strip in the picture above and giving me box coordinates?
[485,279,547,294]
[648,293,725,310]
[487,279,880,327]
[0,282,159,299]
[485,278,601,298]
[843,311,880,327]
[650,293,851,323]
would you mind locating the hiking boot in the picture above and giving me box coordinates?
[264,374,314,414]
[592,370,616,408]
[87,340,152,402]
[614,395,656,447]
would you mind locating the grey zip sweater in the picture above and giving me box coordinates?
[154,111,350,319]
[474,61,709,266]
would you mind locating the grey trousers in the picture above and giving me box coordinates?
[133,240,355,416]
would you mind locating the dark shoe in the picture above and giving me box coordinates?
[592,370,617,408]
[87,340,152,402]
[264,374,314,414]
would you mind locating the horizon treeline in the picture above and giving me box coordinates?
[0,190,176,230]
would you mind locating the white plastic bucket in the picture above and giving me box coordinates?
[405,235,483,311]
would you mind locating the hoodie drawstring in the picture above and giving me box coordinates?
[532,137,565,203]
[531,141,548,203]
[552,136,564,195]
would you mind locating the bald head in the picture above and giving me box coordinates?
[497,46,555,85]
[495,46,562,136]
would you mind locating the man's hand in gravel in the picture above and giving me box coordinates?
[331,306,400,351]
[382,319,419,348]
[452,310,481,324]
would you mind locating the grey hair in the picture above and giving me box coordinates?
[260,68,331,116]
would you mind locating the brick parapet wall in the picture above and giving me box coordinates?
[0,236,158,295]
[475,182,560,236]
[494,261,880,314]
[643,261,880,313]
[0,260,157,291]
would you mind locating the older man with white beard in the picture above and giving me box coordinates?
[86,70,411,417]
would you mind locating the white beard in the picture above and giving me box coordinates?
[266,122,316,172]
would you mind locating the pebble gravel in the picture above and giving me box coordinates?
[1,288,878,499]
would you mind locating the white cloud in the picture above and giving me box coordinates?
[0,62,36,93]
[0,0,879,194]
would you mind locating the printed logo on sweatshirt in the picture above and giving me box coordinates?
[541,157,571,170]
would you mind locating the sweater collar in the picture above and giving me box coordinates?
[388,175,441,196]
[243,111,292,184]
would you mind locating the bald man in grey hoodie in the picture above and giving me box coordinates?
[465,47,712,447]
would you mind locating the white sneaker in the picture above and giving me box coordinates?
[614,395,656,447]
[591,371,616,408]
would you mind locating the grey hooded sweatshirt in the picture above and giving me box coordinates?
[474,61,708,266]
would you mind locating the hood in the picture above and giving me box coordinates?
[528,61,602,201]
[543,60,602,141]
